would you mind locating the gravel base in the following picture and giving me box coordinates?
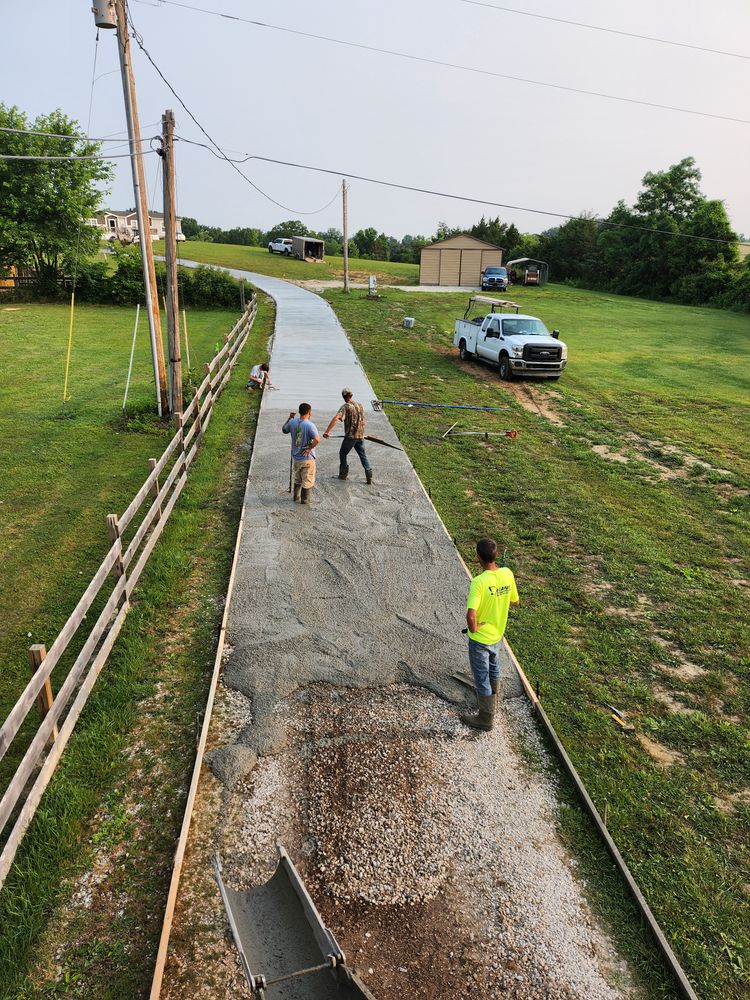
[185,683,635,1000]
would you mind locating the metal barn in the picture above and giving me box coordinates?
[419,235,503,287]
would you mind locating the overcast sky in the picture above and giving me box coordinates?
[3,0,749,239]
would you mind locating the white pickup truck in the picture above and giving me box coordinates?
[453,296,567,380]
[268,238,293,255]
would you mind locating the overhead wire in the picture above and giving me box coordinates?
[174,134,750,248]
[130,0,750,126]
[125,1,342,215]
[460,1,750,61]
[0,125,158,142]
[0,150,158,160]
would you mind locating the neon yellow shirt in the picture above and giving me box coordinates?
[467,568,519,645]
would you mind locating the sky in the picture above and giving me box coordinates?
[2,0,749,240]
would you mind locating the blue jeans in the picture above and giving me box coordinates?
[339,437,371,474]
[468,638,500,697]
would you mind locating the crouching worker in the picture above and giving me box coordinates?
[282,403,320,505]
[461,537,519,731]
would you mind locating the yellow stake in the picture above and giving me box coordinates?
[63,290,75,402]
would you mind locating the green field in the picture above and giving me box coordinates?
[324,284,750,1000]
[0,299,272,997]
[161,239,420,285]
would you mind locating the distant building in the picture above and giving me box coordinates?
[419,234,503,286]
[89,209,185,242]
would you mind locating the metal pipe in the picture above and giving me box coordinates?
[373,399,511,413]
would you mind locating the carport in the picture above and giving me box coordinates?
[506,258,549,286]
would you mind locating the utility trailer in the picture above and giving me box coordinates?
[214,847,377,999]
[292,236,325,262]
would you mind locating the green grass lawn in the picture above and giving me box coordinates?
[160,239,419,285]
[0,298,273,997]
[325,283,750,1000]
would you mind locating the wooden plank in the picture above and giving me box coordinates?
[127,472,188,594]
[0,601,129,890]
[182,417,198,451]
[149,430,255,998]
[0,544,119,762]
[120,432,182,533]
[0,576,127,837]
[123,452,185,570]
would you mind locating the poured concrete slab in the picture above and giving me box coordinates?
[183,267,523,756]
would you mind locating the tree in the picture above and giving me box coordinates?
[352,227,378,258]
[264,219,314,243]
[0,104,112,292]
[181,216,199,239]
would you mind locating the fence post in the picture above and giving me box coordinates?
[107,513,129,611]
[175,412,185,470]
[29,644,57,748]
[192,385,202,442]
[204,360,214,415]
[148,458,162,523]
[239,279,245,311]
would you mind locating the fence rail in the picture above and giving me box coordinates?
[0,295,257,889]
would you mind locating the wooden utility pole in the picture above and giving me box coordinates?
[114,0,168,416]
[161,109,182,417]
[342,178,350,294]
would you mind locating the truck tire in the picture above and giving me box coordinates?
[498,354,514,380]
[268,247,273,253]
[459,340,469,361]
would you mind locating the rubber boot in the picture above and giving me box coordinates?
[338,466,349,481]
[293,484,302,502]
[490,678,499,695]
[460,693,496,731]
[300,487,311,505]
[366,469,373,485]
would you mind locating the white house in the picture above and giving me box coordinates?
[90,209,186,242]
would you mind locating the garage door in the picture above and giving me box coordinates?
[481,250,502,270]
[420,249,440,285]
[439,249,461,285]
[459,250,481,287]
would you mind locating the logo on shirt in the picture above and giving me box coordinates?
[488,585,511,597]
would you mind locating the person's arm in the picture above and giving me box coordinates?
[263,371,275,388]
[282,411,295,434]
[466,608,479,632]
[302,433,321,456]
[466,578,486,633]
[322,411,343,439]
[509,574,520,606]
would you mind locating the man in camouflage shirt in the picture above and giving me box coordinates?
[323,388,373,485]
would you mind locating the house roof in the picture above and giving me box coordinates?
[421,234,503,251]
[95,209,180,222]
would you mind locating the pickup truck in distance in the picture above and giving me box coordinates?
[453,296,567,380]
[481,265,508,291]
[268,238,293,255]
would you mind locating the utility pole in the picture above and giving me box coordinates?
[161,110,182,417]
[342,178,350,294]
[112,0,168,415]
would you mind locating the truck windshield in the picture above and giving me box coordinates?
[484,267,506,276]
[502,318,550,337]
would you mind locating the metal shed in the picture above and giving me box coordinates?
[506,257,549,286]
[419,235,503,287]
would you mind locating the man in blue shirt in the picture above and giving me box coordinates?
[282,403,321,505]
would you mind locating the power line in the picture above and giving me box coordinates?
[0,150,158,161]
[461,1,750,61]
[125,2,342,215]
[175,134,749,248]
[0,125,156,143]
[131,0,750,126]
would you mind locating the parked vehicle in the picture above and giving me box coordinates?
[268,238,293,255]
[481,265,508,291]
[453,296,567,380]
[292,236,325,262]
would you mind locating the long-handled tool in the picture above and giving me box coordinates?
[330,434,403,452]
[287,454,293,493]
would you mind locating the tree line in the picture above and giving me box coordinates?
[1,101,747,311]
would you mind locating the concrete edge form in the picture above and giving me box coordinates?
[148,380,270,1000]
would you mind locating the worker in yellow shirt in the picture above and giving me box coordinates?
[461,537,519,731]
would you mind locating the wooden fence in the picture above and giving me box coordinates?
[0,295,257,889]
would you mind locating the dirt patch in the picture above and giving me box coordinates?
[651,686,693,714]
[637,734,684,768]
[714,789,750,817]
[653,637,707,680]
[592,444,629,464]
